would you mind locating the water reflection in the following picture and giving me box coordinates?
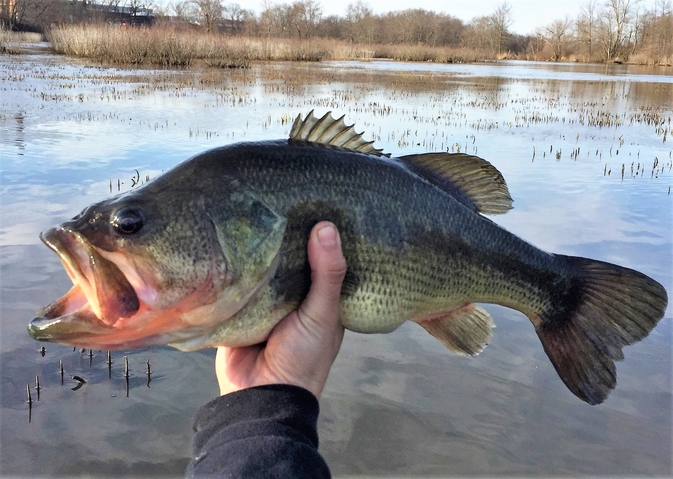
[329,59,673,84]
[13,112,25,153]
[0,52,670,476]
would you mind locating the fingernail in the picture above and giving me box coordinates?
[317,224,337,247]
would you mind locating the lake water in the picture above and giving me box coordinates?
[1,50,671,477]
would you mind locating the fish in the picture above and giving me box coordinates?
[30,111,668,405]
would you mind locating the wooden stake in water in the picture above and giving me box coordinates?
[60,358,64,385]
[124,356,129,379]
[26,384,32,405]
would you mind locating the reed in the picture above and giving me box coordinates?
[372,43,487,63]
[627,51,672,66]
[48,25,215,66]
[47,25,343,66]
[46,24,496,67]
[1,26,43,53]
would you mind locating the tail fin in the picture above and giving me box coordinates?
[534,256,668,405]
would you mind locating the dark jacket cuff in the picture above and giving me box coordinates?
[187,384,330,478]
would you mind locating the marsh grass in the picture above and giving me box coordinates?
[47,25,373,66]
[627,51,672,66]
[47,24,494,67]
[0,27,43,54]
[49,25,221,66]
[372,44,486,63]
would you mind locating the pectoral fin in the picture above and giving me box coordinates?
[414,304,495,356]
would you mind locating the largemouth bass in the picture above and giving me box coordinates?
[30,111,667,404]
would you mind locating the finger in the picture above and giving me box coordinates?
[300,222,347,329]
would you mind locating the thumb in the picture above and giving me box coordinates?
[299,222,347,330]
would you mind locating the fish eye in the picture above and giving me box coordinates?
[112,207,144,235]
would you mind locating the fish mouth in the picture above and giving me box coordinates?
[29,227,140,342]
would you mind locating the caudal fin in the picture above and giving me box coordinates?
[534,256,668,405]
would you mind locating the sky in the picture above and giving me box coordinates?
[246,0,660,36]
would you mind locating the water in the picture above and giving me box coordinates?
[1,50,671,477]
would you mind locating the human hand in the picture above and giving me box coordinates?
[215,221,347,399]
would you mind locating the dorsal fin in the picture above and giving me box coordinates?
[289,110,389,157]
[400,153,513,215]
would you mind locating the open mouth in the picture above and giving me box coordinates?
[29,227,140,341]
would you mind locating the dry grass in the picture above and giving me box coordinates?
[372,43,490,63]
[627,51,672,66]
[47,24,497,67]
[0,27,43,54]
[47,25,377,66]
[48,25,242,67]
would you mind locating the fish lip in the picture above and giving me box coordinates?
[33,227,140,341]
[28,314,110,341]
[28,317,57,341]
[39,227,91,297]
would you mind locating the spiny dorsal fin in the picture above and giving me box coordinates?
[400,153,513,215]
[289,110,389,157]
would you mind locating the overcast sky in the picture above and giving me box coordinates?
[248,0,660,36]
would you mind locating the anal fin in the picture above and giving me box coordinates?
[414,304,495,356]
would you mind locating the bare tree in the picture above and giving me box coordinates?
[345,1,376,43]
[437,14,464,46]
[491,1,513,54]
[151,1,171,24]
[289,0,322,38]
[597,0,642,60]
[525,31,547,59]
[544,17,572,60]
[462,15,498,53]
[223,2,249,33]
[2,0,61,28]
[577,0,599,60]
[637,0,673,60]
[192,0,222,33]
[1,0,27,27]
[126,0,149,18]
[260,1,293,37]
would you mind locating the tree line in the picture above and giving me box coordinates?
[2,0,672,63]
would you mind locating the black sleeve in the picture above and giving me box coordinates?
[186,384,331,479]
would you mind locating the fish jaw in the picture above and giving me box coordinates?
[29,227,243,350]
[29,227,141,341]
[29,304,112,341]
